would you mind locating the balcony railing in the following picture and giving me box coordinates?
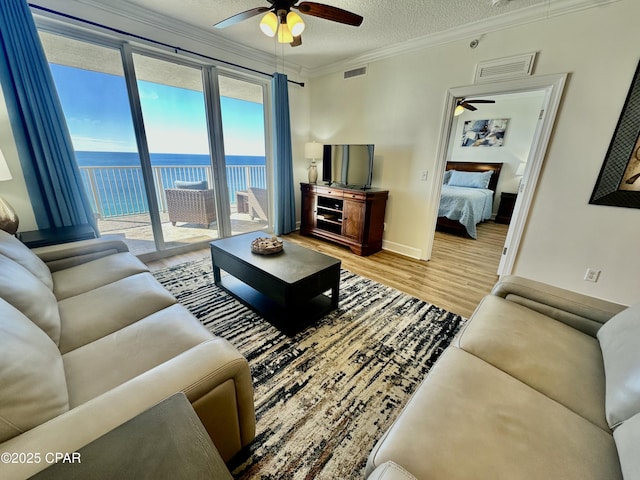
[80,164,267,219]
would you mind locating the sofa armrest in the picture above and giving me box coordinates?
[367,462,417,480]
[33,238,130,272]
[491,275,627,336]
[0,338,255,479]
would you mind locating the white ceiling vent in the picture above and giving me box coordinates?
[344,65,367,80]
[474,52,537,83]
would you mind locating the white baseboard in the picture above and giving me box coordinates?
[381,239,422,259]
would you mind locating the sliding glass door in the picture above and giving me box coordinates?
[40,32,157,255]
[218,75,269,234]
[40,29,271,256]
[131,53,220,249]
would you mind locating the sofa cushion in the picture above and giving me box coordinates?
[0,230,53,289]
[367,347,622,480]
[613,411,640,479]
[57,273,177,353]
[0,254,61,344]
[63,304,213,407]
[456,295,608,430]
[51,252,149,300]
[0,299,69,443]
[597,303,640,428]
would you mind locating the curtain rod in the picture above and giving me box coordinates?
[28,3,305,87]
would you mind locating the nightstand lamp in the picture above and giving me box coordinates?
[0,148,19,235]
[304,141,323,184]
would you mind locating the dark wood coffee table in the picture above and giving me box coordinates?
[210,231,340,333]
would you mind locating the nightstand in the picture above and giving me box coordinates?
[495,192,517,224]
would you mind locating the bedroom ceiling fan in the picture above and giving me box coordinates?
[213,1,363,47]
[454,98,496,116]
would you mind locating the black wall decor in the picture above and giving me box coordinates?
[590,59,640,208]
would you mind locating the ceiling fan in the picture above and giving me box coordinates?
[213,1,363,47]
[454,98,496,116]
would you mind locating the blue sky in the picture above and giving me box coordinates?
[50,64,266,156]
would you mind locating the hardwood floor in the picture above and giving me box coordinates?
[145,221,509,318]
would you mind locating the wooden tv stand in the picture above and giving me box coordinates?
[300,183,388,256]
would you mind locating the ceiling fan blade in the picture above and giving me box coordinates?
[295,2,363,26]
[465,99,496,104]
[463,103,478,111]
[291,35,302,47]
[214,7,270,29]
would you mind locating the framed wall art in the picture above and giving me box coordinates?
[461,119,509,147]
[590,59,640,208]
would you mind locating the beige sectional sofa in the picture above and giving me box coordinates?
[0,230,255,479]
[366,275,639,480]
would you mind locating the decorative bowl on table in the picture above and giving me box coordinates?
[250,236,284,255]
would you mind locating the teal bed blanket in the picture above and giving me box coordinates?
[438,185,493,239]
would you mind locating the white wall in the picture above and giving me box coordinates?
[307,0,640,304]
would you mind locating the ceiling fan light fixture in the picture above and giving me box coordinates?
[454,105,465,116]
[286,11,305,37]
[277,21,294,43]
[259,11,278,37]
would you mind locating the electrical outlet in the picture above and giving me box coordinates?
[420,170,428,181]
[584,268,601,282]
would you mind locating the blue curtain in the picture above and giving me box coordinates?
[0,0,97,232]
[271,73,296,235]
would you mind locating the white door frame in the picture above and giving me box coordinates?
[424,73,567,276]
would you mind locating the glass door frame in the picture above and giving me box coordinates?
[123,47,274,252]
[37,17,274,257]
[120,43,166,251]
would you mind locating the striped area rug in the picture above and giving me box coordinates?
[153,258,465,479]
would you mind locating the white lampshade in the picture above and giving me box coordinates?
[515,162,526,176]
[260,12,278,37]
[277,21,293,43]
[304,141,323,160]
[0,149,13,182]
[286,11,305,37]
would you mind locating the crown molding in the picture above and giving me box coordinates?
[302,0,622,78]
[30,0,305,79]
[32,0,620,82]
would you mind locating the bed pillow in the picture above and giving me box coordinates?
[175,180,208,190]
[443,170,453,185]
[448,170,493,189]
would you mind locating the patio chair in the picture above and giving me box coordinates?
[165,180,216,227]
[248,187,268,221]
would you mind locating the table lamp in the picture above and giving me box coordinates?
[0,148,19,235]
[304,141,323,184]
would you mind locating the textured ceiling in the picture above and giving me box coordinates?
[87,0,573,72]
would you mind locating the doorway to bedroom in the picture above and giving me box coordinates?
[428,74,567,276]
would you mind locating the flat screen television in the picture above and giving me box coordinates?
[322,144,374,189]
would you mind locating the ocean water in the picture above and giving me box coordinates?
[75,151,265,167]
[76,151,267,218]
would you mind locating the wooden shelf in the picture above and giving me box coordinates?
[300,183,388,256]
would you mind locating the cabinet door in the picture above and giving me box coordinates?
[342,199,365,241]
[301,191,317,233]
